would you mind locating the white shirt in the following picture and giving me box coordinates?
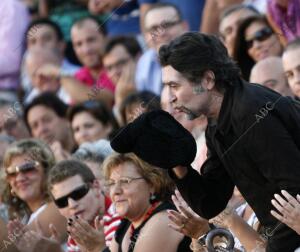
[27,203,47,224]
[24,87,72,105]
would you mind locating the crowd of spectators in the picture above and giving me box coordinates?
[0,0,300,251]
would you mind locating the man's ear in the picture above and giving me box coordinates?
[181,21,189,32]
[92,179,101,190]
[134,52,141,62]
[148,181,155,195]
[201,70,216,90]
[91,179,102,197]
[104,124,113,136]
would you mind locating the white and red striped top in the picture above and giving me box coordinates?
[67,197,121,252]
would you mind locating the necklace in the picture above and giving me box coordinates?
[129,202,159,239]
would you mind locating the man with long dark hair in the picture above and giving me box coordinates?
[158,32,300,251]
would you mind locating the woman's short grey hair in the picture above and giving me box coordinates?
[72,139,114,164]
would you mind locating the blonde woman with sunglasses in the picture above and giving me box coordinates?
[2,139,67,251]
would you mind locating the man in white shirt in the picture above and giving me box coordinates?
[135,3,188,95]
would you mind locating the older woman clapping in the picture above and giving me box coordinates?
[103,153,192,252]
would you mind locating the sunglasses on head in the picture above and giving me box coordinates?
[53,184,90,208]
[246,27,273,49]
[6,161,39,179]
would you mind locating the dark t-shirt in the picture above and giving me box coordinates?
[115,201,192,252]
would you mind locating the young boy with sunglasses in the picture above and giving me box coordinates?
[48,159,121,252]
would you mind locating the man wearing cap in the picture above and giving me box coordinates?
[111,32,300,251]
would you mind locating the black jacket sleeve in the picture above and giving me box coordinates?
[245,103,300,195]
[168,134,235,219]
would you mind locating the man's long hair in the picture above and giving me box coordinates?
[159,32,241,91]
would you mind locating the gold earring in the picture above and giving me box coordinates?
[11,189,17,197]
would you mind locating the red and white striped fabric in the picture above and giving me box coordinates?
[67,197,121,252]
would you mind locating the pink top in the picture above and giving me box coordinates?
[75,67,116,93]
[267,0,300,42]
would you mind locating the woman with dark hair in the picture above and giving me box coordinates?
[233,15,283,80]
[68,100,119,146]
[119,91,160,125]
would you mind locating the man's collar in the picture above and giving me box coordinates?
[215,85,236,136]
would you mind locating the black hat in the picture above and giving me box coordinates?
[110,110,197,169]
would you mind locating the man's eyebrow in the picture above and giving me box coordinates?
[284,70,292,75]
[163,81,180,86]
[263,79,278,85]
[41,31,53,37]
[284,64,300,74]
[224,26,232,34]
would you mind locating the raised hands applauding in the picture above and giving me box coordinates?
[271,190,300,236]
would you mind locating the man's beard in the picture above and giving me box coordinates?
[183,107,199,120]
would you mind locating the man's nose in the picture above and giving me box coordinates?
[68,198,78,208]
[37,122,49,135]
[169,91,176,104]
[82,43,91,54]
[78,128,88,138]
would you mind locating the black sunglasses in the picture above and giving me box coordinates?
[6,161,39,179]
[53,184,90,208]
[246,27,273,49]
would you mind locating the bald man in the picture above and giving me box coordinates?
[250,56,292,96]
